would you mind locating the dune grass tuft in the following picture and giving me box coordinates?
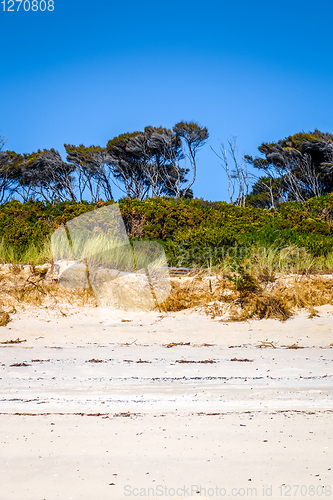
[0,240,52,266]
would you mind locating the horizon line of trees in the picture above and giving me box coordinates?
[1,126,333,209]
[0,122,208,204]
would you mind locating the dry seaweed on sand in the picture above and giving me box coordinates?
[9,362,31,367]
[230,358,254,362]
[164,342,191,348]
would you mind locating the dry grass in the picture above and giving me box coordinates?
[1,260,333,323]
[209,246,333,278]
[159,273,223,312]
[0,263,97,317]
[160,271,333,321]
[0,311,11,326]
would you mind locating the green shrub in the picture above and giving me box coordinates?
[1,194,333,267]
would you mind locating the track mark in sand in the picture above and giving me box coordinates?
[175,359,216,364]
[195,343,215,347]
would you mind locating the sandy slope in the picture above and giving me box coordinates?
[0,307,333,499]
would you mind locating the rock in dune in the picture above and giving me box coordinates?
[55,261,90,289]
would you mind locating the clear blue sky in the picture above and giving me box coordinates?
[1,0,333,201]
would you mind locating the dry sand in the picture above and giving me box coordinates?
[0,306,333,499]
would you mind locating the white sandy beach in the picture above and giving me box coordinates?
[0,307,333,499]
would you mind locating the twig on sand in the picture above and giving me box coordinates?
[257,341,277,348]
[0,337,26,344]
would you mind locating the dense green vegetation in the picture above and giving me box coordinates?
[1,195,333,267]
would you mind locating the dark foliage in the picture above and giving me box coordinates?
[246,130,333,208]
[0,122,207,204]
[107,126,189,199]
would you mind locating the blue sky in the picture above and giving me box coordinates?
[1,0,333,201]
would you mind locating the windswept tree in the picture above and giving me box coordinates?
[127,126,187,198]
[0,149,23,203]
[0,120,206,204]
[246,130,333,207]
[107,132,148,200]
[17,149,77,202]
[173,121,208,197]
[0,146,77,203]
[0,134,7,152]
[0,135,16,203]
[107,127,189,199]
[65,144,113,201]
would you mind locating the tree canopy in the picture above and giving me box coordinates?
[107,126,187,199]
[246,130,333,208]
[0,121,208,203]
